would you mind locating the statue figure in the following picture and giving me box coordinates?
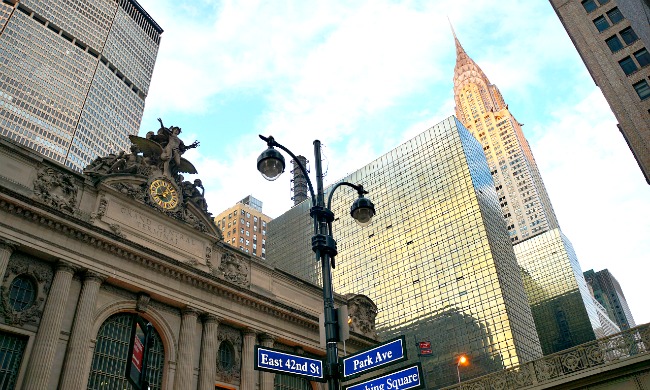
[128,118,199,180]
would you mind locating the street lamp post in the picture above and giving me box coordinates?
[257,135,376,389]
[456,354,468,384]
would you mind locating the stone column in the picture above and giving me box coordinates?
[22,261,76,390]
[197,314,220,390]
[0,240,17,280]
[58,270,106,389]
[174,307,199,390]
[240,329,257,390]
[259,334,276,390]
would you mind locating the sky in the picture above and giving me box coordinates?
[136,0,650,326]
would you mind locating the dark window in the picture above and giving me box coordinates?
[218,341,234,370]
[633,80,650,100]
[0,331,28,389]
[634,48,650,67]
[605,35,624,52]
[596,0,610,4]
[606,7,624,24]
[620,27,639,45]
[8,275,35,311]
[593,16,610,32]
[619,56,638,75]
[582,0,598,12]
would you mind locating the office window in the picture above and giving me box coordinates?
[0,331,27,389]
[606,7,624,24]
[634,48,650,67]
[619,57,638,75]
[581,0,597,12]
[605,35,624,52]
[633,80,650,100]
[593,16,610,32]
[620,27,639,45]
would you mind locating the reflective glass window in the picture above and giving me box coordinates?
[606,7,624,24]
[620,27,639,45]
[581,0,598,12]
[593,16,610,32]
[633,80,650,100]
[633,48,650,68]
[619,56,638,75]
[605,35,623,52]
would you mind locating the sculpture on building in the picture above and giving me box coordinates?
[346,294,378,338]
[82,119,218,237]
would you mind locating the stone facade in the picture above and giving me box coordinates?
[0,135,376,390]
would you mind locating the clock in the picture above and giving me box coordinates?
[149,178,180,210]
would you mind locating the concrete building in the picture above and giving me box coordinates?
[0,0,162,172]
[268,116,544,388]
[214,195,272,259]
[452,31,618,354]
[584,268,636,330]
[549,0,650,184]
[0,131,376,389]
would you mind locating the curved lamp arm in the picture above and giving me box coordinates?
[326,181,368,210]
[259,135,317,206]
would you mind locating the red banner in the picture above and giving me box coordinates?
[418,341,431,349]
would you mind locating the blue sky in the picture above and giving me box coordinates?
[137,0,650,325]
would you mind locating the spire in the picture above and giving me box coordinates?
[448,17,465,58]
[451,25,491,93]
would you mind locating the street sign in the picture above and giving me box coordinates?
[342,363,424,390]
[254,346,326,382]
[340,336,407,379]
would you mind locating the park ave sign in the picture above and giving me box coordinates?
[340,337,407,379]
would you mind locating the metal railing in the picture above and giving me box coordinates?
[442,323,650,389]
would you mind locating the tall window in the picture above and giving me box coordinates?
[0,332,28,390]
[619,56,638,75]
[634,48,650,68]
[581,0,597,12]
[606,7,624,24]
[593,16,610,32]
[620,27,638,45]
[87,313,165,390]
[633,80,650,100]
[605,35,623,52]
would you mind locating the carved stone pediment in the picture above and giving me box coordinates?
[33,166,79,214]
[208,252,250,288]
[346,294,378,339]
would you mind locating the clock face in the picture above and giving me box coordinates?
[149,179,180,210]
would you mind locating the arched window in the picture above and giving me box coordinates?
[274,374,313,390]
[87,313,165,389]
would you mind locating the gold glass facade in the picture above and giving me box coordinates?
[0,0,161,171]
[514,229,600,354]
[268,116,542,388]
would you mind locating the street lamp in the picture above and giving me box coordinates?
[456,354,468,383]
[257,135,375,389]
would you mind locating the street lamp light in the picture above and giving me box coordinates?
[257,135,375,389]
[456,354,468,383]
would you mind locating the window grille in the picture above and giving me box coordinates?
[8,275,36,311]
[0,331,28,390]
[87,313,164,389]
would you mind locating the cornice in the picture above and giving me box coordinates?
[0,186,319,332]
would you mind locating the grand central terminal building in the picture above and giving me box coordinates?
[0,130,377,390]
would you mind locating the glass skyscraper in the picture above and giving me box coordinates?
[0,0,162,171]
[452,31,618,354]
[584,268,636,330]
[268,116,543,388]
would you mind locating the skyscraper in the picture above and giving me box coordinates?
[549,0,650,184]
[0,0,162,172]
[452,31,617,354]
[584,268,636,330]
[215,195,271,259]
[268,116,543,388]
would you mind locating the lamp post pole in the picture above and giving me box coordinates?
[257,135,375,390]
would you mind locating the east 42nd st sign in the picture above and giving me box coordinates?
[254,346,326,382]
